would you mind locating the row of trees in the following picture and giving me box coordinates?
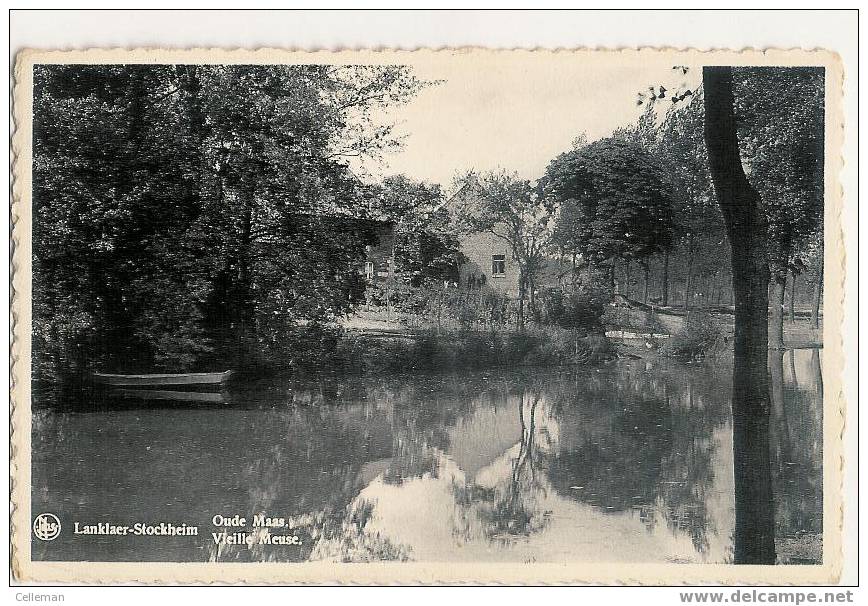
[450,66,825,565]
[454,67,824,348]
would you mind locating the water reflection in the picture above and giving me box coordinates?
[769,349,824,564]
[32,353,822,564]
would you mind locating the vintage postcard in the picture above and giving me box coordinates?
[11,47,845,584]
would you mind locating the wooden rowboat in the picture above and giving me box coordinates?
[94,370,233,387]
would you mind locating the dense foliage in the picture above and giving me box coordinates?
[33,64,426,381]
[371,175,463,287]
[538,287,608,333]
[545,137,675,287]
[31,63,826,388]
[735,67,825,279]
[735,67,825,346]
[598,70,824,345]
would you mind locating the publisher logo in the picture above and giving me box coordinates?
[33,513,61,541]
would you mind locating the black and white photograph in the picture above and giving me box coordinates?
[10,35,850,587]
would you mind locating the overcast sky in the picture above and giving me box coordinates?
[358,53,701,191]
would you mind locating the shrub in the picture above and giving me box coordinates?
[369,283,517,332]
[520,329,571,366]
[503,332,539,365]
[539,286,607,332]
[328,324,616,375]
[480,289,511,326]
[581,333,615,363]
[602,306,667,334]
[660,311,728,360]
[261,322,344,372]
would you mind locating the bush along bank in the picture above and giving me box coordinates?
[658,311,731,361]
[314,284,617,375]
[328,327,616,375]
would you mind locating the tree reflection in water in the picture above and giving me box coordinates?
[544,363,729,558]
[32,357,822,564]
[453,386,553,544]
[768,349,823,564]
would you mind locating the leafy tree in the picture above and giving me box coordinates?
[545,137,674,293]
[612,102,659,150]
[638,65,823,563]
[452,171,554,328]
[734,67,825,348]
[640,69,822,323]
[612,105,671,303]
[657,92,730,309]
[370,175,463,287]
[33,65,212,377]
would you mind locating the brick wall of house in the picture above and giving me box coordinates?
[448,181,566,297]
[458,230,520,295]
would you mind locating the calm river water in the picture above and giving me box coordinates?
[31,349,823,564]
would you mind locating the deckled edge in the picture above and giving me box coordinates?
[9,46,847,586]
[10,46,29,584]
[827,40,847,588]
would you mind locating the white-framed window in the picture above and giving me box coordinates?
[491,254,506,277]
[365,261,375,279]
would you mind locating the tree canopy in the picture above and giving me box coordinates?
[32,64,426,379]
[735,67,825,279]
[734,67,825,347]
[545,137,674,275]
[370,175,463,286]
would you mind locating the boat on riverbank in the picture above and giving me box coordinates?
[93,371,233,387]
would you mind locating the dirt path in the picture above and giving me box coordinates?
[340,310,412,334]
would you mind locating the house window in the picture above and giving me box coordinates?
[365,261,375,279]
[491,254,506,277]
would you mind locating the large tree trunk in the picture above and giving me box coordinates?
[662,251,670,306]
[238,183,255,303]
[703,66,776,565]
[180,66,207,216]
[811,260,823,329]
[528,273,537,317]
[788,269,797,323]
[789,347,799,389]
[769,275,786,350]
[712,270,722,306]
[234,178,257,366]
[625,260,632,299]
